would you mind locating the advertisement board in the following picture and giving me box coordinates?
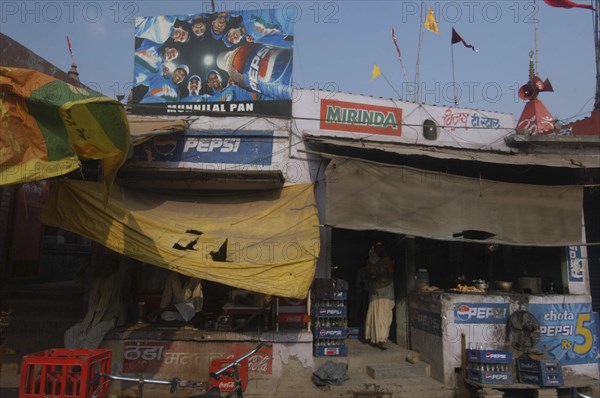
[129,130,275,166]
[528,303,598,365]
[320,99,403,136]
[132,9,293,116]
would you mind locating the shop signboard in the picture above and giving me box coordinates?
[129,130,276,167]
[319,99,403,136]
[132,9,293,116]
[567,246,585,282]
[527,303,598,365]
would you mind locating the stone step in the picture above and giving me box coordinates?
[366,361,429,379]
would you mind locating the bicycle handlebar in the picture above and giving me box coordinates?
[211,342,271,380]
[97,372,176,386]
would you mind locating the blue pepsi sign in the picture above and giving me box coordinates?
[454,303,510,324]
[131,130,274,165]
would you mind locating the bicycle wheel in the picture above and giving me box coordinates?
[89,378,111,398]
[215,314,231,331]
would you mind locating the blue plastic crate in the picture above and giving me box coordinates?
[467,349,512,364]
[517,358,561,374]
[346,327,362,339]
[518,370,563,387]
[468,369,513,384]
[314,327,347,339]
[313,306,347,318]
[314,344,347,357]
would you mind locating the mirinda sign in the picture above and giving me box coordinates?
[320,99,402,136]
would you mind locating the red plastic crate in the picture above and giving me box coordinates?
[19,348,112,398]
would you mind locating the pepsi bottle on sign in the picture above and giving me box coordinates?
[217,42,292,100]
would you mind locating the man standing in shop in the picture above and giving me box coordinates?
[364,240,395,350]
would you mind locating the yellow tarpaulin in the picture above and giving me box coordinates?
[40,180,320,298]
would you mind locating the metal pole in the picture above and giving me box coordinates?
[593,0,600,110]
[451,43,458,106]
[414,0,425,103]
[534,0,539,75]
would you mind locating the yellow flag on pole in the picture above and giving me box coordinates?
[424,7,439,34]
[371,64,382,80]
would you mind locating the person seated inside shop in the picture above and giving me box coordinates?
[149,271,203,324]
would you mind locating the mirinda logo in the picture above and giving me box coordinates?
[320,99,403,136]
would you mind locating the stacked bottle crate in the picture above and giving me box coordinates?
[312,290,348,357]
[517,358,563,387]
[466,344,513,384]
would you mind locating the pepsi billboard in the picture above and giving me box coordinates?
[131,9,293,116]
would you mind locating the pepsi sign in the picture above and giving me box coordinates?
[454,303,509,324]
[130,130,274,165]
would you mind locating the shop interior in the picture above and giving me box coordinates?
[329,228,565,335]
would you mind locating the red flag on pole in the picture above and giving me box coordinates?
[391,28,402,59]
[451,28,477,52]
[66,36,73,55]
[543,0,595,10]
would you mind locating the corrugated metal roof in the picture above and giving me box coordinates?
[304,133,600,169]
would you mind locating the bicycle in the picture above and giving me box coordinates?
[191,342,269,398]
[90,342,269,398]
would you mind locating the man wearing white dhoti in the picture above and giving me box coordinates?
[364,241,395,350]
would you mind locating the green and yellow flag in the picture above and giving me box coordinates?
[0,67,130,194]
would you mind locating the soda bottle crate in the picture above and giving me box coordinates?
[468,369,513,384]
[466,349,512,364]
[313,327,348,339]
[19,348,112,398]
[314,344,347,357]
[346,326,362,339]
[318,291,348,301]
[312,306,347,318]
[518,370,564,387]
[516,358,561,374]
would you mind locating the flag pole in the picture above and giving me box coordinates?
[391,28,410,90]
[451,42,458,106]
[593,0,600,110]
[534,0,539,74]
[414,0,425,103]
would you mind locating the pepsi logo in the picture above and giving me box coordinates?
[153,134,177,155]
[456,305,471,321]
